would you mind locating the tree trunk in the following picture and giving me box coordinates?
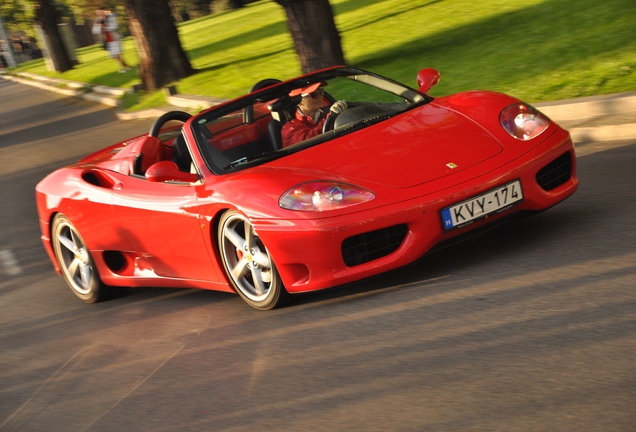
[35,0,74,72]
[169,1,184,23]
[124,0,195,90]
[275,0,346,74]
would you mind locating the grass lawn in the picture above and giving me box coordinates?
[12,0,636,111]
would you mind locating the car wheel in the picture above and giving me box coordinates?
[218,211,288,310]
[51,214,111,303]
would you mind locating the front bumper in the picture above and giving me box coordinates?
[255,131,578,293]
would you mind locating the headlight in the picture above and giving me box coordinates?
[279,181,375,212]
[500,103,549,140]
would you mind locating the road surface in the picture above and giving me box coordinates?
[1,79,634,432]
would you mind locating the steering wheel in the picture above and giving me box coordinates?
[322,111,340,133]
[149,111,193,137]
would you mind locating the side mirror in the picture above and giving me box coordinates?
[417,68,441,94]
[145,161,199,183]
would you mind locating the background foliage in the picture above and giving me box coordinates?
[7,0,636,110]
[1,0,35,37]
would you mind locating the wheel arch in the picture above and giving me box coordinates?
[42,211,62,274]
[212,208,290,309]
[205,206,244,291]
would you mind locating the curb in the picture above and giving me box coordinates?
[568,123,636,144]
[1,71,130,108]
[534,91,636,121]
[116,107,174,120]
[2,73,83,97]
[534,93,636,144]
[162,86,229,111]
[2,70,635,143]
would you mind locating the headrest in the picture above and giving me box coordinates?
[268,95,302,112]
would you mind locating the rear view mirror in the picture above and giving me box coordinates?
[417,68,441,94]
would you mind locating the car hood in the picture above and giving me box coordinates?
[268,103,503,188]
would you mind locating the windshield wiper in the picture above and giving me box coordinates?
[223,150,279,170]
[224,157,248,169]
[328,114,394,137]
[365,113,394,124]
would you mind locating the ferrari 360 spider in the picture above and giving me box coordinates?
[36,66,578,309]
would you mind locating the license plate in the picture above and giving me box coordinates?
[441,180,524,231]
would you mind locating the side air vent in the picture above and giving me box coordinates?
[536,152,572,191]
[342,224,408,267]
[103,250,127,272]
[82,169,117,189]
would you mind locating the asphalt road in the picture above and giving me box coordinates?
[1,79,634,432]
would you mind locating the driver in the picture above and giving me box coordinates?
[281,83,347,148]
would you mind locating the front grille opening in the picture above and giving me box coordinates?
[342,224,408,267]
[536,152,572,191]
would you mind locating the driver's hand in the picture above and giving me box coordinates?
[330,100,348,114]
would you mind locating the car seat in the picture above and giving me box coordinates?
[267,95,302,150]
[172,134,193,173]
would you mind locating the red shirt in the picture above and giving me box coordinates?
[281,109,327,148]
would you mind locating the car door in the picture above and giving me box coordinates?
[109,173,220,283]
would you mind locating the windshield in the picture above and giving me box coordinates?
[191,67,430,174]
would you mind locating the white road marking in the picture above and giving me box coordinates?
[0,249,23,276]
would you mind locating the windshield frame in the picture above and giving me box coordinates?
[190,66,433,175]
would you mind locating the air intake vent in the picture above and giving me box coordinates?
[342,224,408,267]
[82,169,117,189]
[536,152,572,191]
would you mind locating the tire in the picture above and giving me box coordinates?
[51,214,117,303]
[217,211,288,310]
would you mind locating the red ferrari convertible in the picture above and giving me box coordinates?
[36,66,578,309]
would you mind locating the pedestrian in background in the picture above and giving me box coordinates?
[93,7,130,73]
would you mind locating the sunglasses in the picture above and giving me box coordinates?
[303,88,325,99]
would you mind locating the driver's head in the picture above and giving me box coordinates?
[290,83,325,114]
[289,83,323,98]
